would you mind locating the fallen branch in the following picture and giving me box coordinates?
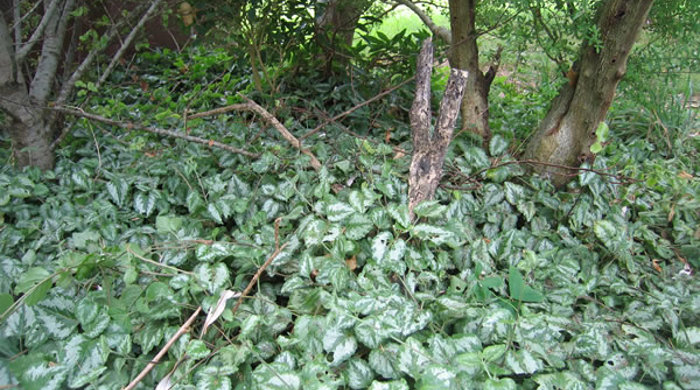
[50,106,259,158]
[188,95,322,171]
[122,306,202,390]
[231,218,289,317]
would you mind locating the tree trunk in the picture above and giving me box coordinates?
[448,0,496,141]
[523,0,653,186]
[408,39,468,218]
[315,0,371,74]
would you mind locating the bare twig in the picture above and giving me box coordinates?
[125,244,195,276]
[50,106,259,158]
[188,96,322,171]
[97,0,163,87]
[122,307,202,390]
[230,218,289,317]
[395,0,451,42]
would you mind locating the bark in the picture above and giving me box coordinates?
[448,0,493,141]
[1,0,165,170]
[523,0,653,186]
[315,0,371,74]
[400,0,497,141]
[408,39,468,218]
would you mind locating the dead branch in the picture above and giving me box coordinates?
[122,307,202,390]
[188,95,322,171]
[97,0,163,87]
[408,38,468,218]
[231,218,289,317]
[395,0,451,43]
[50,106,259,158]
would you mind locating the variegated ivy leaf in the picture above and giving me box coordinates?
[413,200,447,219]
[304,219,327,246]
[326,201,355,222]
[194,263,230,294]
[133,190,157,216]
[372,232,393,262]
[412,224,454,245]
[105,178,129,207]
[344,214,373,240]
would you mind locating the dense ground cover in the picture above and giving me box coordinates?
[1,24,699,390]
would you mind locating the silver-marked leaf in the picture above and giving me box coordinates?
[326,202,355,222]
[194,263,230,294]
[133,191,156,216]
[345,214,373,240]
[105,178,129,208]
[372,232,393,262]
[412,224,454,245]
[413,200,447,219]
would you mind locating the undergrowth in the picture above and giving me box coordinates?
[0,43,698,390]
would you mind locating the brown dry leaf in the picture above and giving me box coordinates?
[668,204,675,222]
[393,150,405,160]
[346,255,357,271]
[385,129,392,143]
[678,171,693,179]
[652,259,662,273]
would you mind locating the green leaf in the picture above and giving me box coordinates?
[482,344,506,363]
[15,267,51,294]
[133,191,156,216]
[504,182,526,205]
[595,121,609,142]
[505,349,542,374]
[186,192,205,214]
[412,224,454,245]
[196,366,233,390]
[207,203,224,224]
[187,339,211,359]
[489,135,509,156]
[369,345,400,379]
[368,379,410,390]
[454,352,482,376]
[372,232,393,262]
[483,377,516,390]
[508,266,544,303]
[105,178,129,207]
[0,293,13,314]
[344,214,373,240]
[156,215,183,234]
[346,358,374,389]
[23,279,52,306]
[194,263,230,294]
[9,354,69,390]
[413,200,447,219]
[326,201,355,222]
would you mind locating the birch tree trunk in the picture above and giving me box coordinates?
[524,0,654,186]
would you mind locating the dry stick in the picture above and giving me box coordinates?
[122,306,202,390]
[299,76,415,141]
[188,96,322,171]
[97,0,163,87]
[51,106,259,158]
[231,218,288,317]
